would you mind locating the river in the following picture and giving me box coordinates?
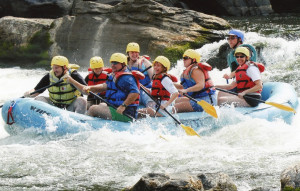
[1,14,300,190]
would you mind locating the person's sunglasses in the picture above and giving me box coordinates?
[226,36,237,40]
[235,55,245,58]
[183,56,191,60]
[111,61,120,65]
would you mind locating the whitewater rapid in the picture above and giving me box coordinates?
[1,32,300,190]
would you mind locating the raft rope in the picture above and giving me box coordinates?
[7,101,16,125]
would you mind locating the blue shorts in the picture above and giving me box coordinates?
[139,90,153,106]
[190,94,217,112]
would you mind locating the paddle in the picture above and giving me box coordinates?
[215,87,296,113]
[87,90,135,121]
[182,93,218,118]
[140,86,200,137]
[0,79,64,108]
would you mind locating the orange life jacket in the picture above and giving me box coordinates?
[151,73,178,101]
[236,61,264,93]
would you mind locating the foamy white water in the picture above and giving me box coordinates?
[1,31,300,191]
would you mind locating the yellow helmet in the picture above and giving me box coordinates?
[183,49,201,63]
[235,47,250,58]
[126,42,140,53]
[110,53,127,65]
[90,56,104,69]
[51,56,69,68]
[153,56,170,71]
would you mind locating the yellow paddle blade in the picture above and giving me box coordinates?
[197,100,218,118]
[265,102,296,113]
[180,124,200,137]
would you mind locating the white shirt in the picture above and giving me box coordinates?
[161,76,178,94]
[246,64,261,82]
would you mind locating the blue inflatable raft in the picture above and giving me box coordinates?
[1,82,298,135]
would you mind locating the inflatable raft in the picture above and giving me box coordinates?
[1,82,298,135]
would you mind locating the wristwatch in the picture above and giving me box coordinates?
[121,103,127,108]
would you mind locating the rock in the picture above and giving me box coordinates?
[126,172,237,191]
[207,42,231,70]
[0,0,74,19]
[0,16,53,46]
[215,0,273,16]
[280,163,300,190]
[50,0,230,65]
[0,0,230,66]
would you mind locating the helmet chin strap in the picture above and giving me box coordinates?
[117,64,126,72]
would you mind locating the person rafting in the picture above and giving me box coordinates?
[85,56,111,109]
[23,55,87,114]
[173,49,217,113]
[138,56,179,117]
[126,42,154,107]
[223,29,257,81]
[216,47,264,107]
[65,53,144,121]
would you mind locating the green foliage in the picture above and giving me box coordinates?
[0,30,53,67]
[283,186,300,191]
[162,34,210,65]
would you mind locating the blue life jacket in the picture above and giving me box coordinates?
[105,71,142,107]
[180,63,215,98]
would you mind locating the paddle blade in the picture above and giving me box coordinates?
[197,100,218,118]
[180,124,200,137]
[265,102,296,113]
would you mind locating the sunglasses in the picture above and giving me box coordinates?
[111,61,120,65]
[226,36,238,40]
[235,55,245,58]
[183,56,191,60]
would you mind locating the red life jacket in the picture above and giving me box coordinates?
[151,73,178,101]
[87,71,109,96]
[113,70,145,105]
[235,61,265,93]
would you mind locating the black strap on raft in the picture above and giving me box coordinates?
[7,101,16,125]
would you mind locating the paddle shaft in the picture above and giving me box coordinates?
[183,93,198,103]
[140,86,182,126]
[215,87,266,104]
[88,91,134,121]
[0,79,64,108]
[141,66,152,74]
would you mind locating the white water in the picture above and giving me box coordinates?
[1,32,300,190]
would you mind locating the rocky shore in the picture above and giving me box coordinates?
[123,163,300,190]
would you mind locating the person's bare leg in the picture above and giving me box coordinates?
[173,100,194,113]
[88,103,112,119]
[218,94,250,107]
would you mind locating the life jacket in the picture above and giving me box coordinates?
[48,69,80,106]
[180,63,215,98]
[227,44,257,72]
[105,71,145,107]
[129,56,152,88]
[87,71,109,97]
[151,73,178,101]
[235,61,265,93]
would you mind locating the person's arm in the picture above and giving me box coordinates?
[160,77,179,109]
[24,74,50,97]
[215,81,236,90]
[238,79,262,99]
[180,68,204,94]
[116,75,140,114]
